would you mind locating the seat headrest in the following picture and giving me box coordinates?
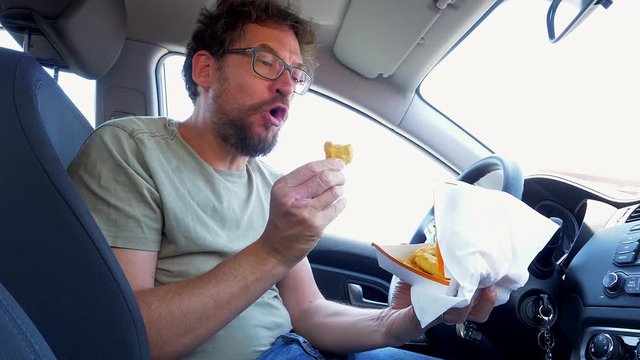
[0,0,126,79]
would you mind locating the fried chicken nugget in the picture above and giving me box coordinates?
[408,243,445,278]
[324,141,353,165]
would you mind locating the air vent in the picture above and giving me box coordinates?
[626,205,640,223]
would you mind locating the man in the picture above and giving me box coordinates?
[69,1,496,359]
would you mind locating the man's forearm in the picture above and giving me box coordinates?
[291,300,427,355]
[135,241,290,360]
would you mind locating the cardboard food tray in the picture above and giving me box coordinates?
[371,243,451,286]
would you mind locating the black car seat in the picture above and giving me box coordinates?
[0,280,56,360]
[0,0,150,359]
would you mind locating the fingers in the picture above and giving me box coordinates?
[298,161,345,201]
[311,181,345,210]
[395,280,411,293]
[466,286,497,323]
[276,158,346,210]
[389,281,413,310]
[442,302,472,325]
[279,158,344,191]
[441,286,497,325]
[315,196,348,229]
[261,159,348,265]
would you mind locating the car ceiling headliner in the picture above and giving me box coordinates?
[123,0,497,125]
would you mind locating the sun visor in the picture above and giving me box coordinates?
[333,0,441,79]
[0,0,126,79]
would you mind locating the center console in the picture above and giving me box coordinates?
[566,218,640,360]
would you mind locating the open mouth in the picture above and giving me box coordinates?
[267,105,288,127]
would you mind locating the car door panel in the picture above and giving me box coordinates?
[309,236,392,308]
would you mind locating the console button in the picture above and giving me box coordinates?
[588,333,613,359]
[603,272,622,292]
[624,276,640,295]
[586,333,633,360]
[617,241,639,253]
[613,252,637,265]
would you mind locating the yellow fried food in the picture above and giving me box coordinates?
[324,141,353,165]
[408,243,444,278]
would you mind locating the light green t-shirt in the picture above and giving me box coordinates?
[68,116,292,360]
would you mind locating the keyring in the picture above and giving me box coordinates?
[537,330,555,349]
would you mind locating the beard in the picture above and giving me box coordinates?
[212,104,280,157]
[209,75,287,157]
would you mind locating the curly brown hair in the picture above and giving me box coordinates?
[182,0,317,103]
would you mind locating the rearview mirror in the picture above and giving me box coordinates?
[546,0,612,43]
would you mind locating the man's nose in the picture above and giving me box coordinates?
[273,69,295,97]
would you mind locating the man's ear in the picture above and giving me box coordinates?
[192,50,219,91]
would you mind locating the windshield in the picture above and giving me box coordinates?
[420,0,640,200]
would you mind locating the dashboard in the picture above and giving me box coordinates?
[528,176,640,359]
[563,203,640,360]
[478,175,640,360]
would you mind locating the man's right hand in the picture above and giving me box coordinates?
[261,158,347,266]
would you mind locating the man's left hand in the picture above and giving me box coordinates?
[390,281,497,324]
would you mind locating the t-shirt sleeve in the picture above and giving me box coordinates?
[68,124,162,251]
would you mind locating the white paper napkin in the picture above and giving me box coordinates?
[410,181,559,328]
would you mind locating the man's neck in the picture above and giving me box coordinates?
[178,117,249,172]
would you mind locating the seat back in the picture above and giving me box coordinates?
[0,280,56,360]
[0,47,149,359]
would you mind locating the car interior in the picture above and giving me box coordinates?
[1,0,639,359]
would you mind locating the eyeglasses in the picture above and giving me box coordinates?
[225,47,313,95]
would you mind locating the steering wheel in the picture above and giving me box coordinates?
[388,154,524,303]
[410,154,524,245]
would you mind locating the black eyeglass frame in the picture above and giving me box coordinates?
[225,47,313,95]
